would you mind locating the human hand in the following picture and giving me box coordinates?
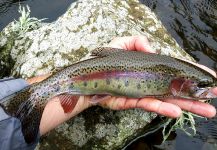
[97,36,217,118]
[27,75,92,135]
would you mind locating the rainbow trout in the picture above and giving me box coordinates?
[1,47,217,144]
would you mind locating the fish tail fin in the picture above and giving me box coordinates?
[16,99,42,144]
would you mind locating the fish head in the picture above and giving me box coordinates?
[170,77,217,99]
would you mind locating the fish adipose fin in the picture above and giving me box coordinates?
[58,94,79,113]
[15,99,41,144]
[91,47,125,57]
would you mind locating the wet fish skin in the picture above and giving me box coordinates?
[1,47,217,143]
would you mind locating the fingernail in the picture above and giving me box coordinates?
[144,45,156,54]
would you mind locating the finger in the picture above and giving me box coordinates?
[109,98,138,110]
[108,36,154,53]
[135,98,182,118]
[98,97,127,110]
[164,99,216,118]
[98,97,182,118]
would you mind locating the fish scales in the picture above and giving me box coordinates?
[72,71,172,97]
[1,48,217,144]
[53,50,214,84]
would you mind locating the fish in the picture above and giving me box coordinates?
[1,47,217,144]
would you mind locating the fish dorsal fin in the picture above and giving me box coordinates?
[91,47,125,57]
[51,66,66,74]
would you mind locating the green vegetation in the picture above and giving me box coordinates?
[11,5,46,35]
[162,111,204,142]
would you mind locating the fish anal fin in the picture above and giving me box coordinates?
[58,95,79,113]
[91,47,124,57]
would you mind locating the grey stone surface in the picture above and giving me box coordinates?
[38,107,157,149]
[0,0,195,149]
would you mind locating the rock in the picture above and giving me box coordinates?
[0,31,16,78]
[38,107,157,150]
[0,0,194,79]
[0,0,194,149]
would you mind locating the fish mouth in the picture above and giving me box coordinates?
[192,87,217,99]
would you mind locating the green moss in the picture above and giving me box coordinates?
[44,29,52,37]
[0,33,16,78]
[39,131,78,150]
[127,1,147,24]
[73,46,89,61]
[91,27,98,33]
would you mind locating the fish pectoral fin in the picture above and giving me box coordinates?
[58,94,79,113]
[91,47,125,57]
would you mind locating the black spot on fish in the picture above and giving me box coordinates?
[137,83,141,89]
[115,77,119,80]
[83,82,87,87]
[55,86,60,92]
[118,85,121,89]
[94,82,98,88]
[70,84,74,88]
[106,79,110,85]
[156,87,161,91]
[125,80,129,87]
[147,84,151,88]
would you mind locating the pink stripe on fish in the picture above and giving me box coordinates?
[72,71,164,81]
